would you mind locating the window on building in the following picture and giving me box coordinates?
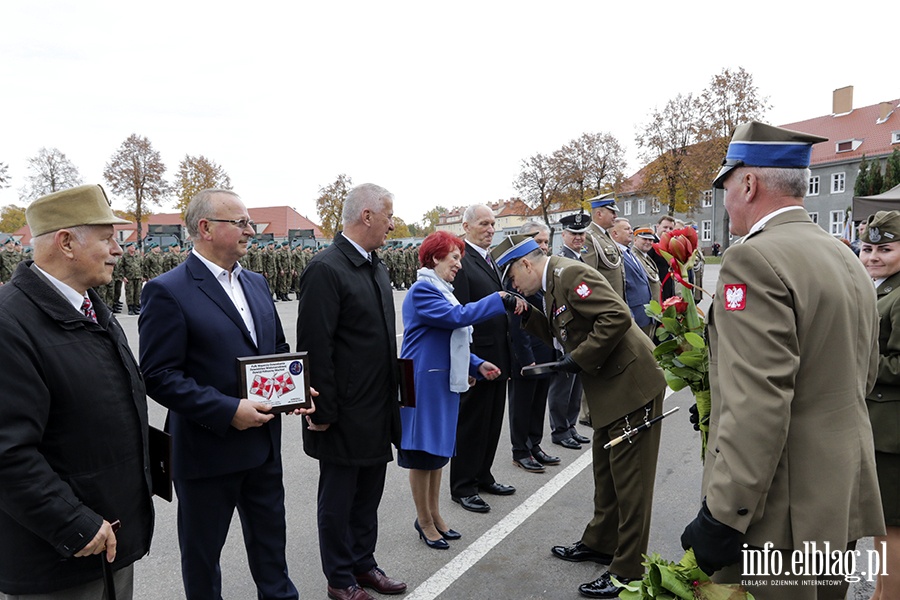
[701,220,712,242]
[893,131,900,144]
[623,200,632,216]
[650,199,661,214]
[830,210,845,236]
[637,199,646,214]
[831,173,845,194]
[808,176,820,196]
[701,190,713,208]
[836,139,863,153]
[808,212,819,224]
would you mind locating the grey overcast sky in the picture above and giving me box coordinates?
[1,1,896,226]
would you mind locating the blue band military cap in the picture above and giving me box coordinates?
[713,121,828,189]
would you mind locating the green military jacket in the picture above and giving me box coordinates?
[524,255,665,428]
[866,270,900,452]
[703,209,883,549]
[582,222,625,300]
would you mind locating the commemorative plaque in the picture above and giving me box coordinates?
[237,352,311,413]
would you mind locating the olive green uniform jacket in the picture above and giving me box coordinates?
[582,222,626,301]
[703,209,884,550]
[524,255,665,427]
[867,271,900,453]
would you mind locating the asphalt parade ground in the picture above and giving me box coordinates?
[117,263,874,599]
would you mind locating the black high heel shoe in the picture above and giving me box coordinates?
[436,527,462,540]
[415,519,449,550]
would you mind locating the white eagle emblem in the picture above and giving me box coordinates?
[574,282,592,299]
[723,284,747,311]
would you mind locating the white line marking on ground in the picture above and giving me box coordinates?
[406,388,675,600]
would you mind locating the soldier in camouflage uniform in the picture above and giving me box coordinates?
[162,242,184,272]
[122,242,143,315]
[240,238,256,271]
[142,242,164,281]
[0,237,17,284]
[274,241,291,301]
[262,241,277,299]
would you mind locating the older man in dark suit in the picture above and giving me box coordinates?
[140,189,307,600]
[449,203,516,513]
[297,183,406,600]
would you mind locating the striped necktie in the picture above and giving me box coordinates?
[81,296,98,323]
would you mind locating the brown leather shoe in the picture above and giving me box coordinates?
[354,567,407,595]
[326,584,374,600]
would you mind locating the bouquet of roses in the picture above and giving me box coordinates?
[615,550,754,600]
[644,226,710,460]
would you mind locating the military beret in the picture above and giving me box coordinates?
[26,184,130,237]
[862,211,900,244]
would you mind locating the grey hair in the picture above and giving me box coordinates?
[519,220,550,235]
[342,183,393,226]
[757,167,811,199]
[31,225,93,257]
[612,217,631,226]
[463,204,492,224]
[184,189,241,238]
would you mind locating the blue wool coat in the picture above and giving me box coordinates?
[399,279,505,457]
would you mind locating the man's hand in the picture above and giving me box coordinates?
[231,399,274,430]
[681,501,744,575]
[499,292,528,315]
[289,386,318,416]
[74,519,118,562]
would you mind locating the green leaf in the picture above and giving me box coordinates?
[664,371,688,391]
[646,300,662,316]
[661,317,681,332]
[654,340,679,355]
[676,351,707,369]
[670,367,701,381]
[684,332,705,349]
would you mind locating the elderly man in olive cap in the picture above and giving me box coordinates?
[680,122,883,599]
[0,184,153,599]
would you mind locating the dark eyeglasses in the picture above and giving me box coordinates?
[207,218,256,230]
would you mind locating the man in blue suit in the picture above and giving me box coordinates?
[139,189,310,600]
[610,218,653,332]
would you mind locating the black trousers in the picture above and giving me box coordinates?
[508,377,550,460]
[173,455,297,600]
[450,378,508,497]
[547,371,583,442]
[316,461,387,588]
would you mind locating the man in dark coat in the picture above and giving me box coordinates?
[450,203,516,513]
[297,183,406,600]
[0,184,153,598]
[140,189,307,600]
[507,221,560,472]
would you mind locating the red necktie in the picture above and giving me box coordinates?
[81,297,98,323]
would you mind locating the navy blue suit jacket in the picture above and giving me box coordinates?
[139,253,289,480]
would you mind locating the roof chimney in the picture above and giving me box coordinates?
[833,86,853,115]
[878,101,895,123]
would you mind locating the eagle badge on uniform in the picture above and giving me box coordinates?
[574,282,592,299]
[723,284,747,311]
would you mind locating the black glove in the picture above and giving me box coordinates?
[550,354,581,374]
[501,293,519,312]
[681,501,743,575]
[689,404,701,431]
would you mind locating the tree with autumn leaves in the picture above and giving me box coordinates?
[173,155,232,216]
[103,134,169,248]
[636,67,770,215]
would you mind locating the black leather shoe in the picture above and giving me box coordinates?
[572,432,591,444]
[414,520,449,550]
[479,482,516,495]
[551,541,613,564]
[578,572,633,598]
[554,438,582,450]
[452,494,490,513]
[579,418,592,427]
[513,457,545,472]
[532,449,561,465]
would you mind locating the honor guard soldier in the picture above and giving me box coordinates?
[493,234,666,599]
[582,194,626,300]
[680,122,884,598]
